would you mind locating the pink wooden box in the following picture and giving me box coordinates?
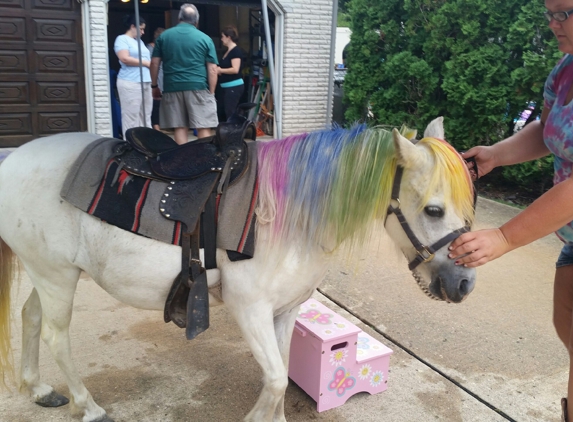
[288,298,393,412]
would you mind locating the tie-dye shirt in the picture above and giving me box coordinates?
[544,54,573,242]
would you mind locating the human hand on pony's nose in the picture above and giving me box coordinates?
[448,228,510,268]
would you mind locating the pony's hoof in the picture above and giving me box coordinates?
[35,390,69,407]
[91,415,115,422]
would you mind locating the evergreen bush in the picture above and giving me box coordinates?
[343,0,561,194]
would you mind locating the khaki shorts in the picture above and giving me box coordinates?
[160,89,219,129]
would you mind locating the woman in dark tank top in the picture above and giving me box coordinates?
[217,26,245,121]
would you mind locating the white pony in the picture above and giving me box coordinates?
[0,117,476,422]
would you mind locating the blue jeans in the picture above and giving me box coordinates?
[556,243,573,268]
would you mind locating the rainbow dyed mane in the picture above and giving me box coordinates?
[416,136,475,220]
[256,126,474,253]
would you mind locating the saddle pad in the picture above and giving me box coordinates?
[60,137,258,258]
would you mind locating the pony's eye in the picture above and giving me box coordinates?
[424,206,444,218]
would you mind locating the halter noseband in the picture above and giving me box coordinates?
[386,166,471,271]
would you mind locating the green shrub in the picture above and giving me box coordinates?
[343,0,559,193]
[501,156,554,196]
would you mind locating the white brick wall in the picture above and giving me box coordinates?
[89,0,112,137]
[279,0,335,135]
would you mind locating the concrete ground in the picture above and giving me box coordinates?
[0,147,567,421]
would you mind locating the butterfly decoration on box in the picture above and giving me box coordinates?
[327,367,356,397]
[299,309,333,325]
[357,334,370,350]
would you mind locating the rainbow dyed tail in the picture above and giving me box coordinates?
[0,236,14,389]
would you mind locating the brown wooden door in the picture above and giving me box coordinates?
[0,0,86,147]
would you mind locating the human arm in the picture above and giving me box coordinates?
[449,107,556,267]
[449,174,573,267]
[150,57,162,99]
[461,107,551,179]
[116,49,150,68]
[207,62,218,94]
[217,58,241,75]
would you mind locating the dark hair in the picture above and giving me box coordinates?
[153,27,165,42]
[222,26,239,43]
[122,14,146,30]
[179,4,199,26]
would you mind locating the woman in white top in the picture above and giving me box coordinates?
[114,15,152,139]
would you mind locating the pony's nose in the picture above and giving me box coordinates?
[458,278,472,297]
[436,266,476,303]
[449,276,475,302]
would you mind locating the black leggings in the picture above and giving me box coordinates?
[222,84,244,121]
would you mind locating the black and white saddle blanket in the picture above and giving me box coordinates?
[60,137,258,258]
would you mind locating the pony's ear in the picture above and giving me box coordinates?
[393,128,422,168]
[423,116,445,140]
[399,124,417,141]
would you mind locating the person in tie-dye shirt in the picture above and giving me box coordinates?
[449,1,573,420]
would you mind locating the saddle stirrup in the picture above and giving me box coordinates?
[163,222,210,339]
[186,222,210,340]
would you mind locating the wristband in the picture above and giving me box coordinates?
[151,84,158,88]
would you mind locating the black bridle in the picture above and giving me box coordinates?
[386,166,475,271]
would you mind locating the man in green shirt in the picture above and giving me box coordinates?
[150,4,218,144]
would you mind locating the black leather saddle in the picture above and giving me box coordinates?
[123,106,256,183]
[114,104,257,340]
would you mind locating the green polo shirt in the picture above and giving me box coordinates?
[152,23,218,93]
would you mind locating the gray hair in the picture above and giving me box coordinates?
[179,4,199,26]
